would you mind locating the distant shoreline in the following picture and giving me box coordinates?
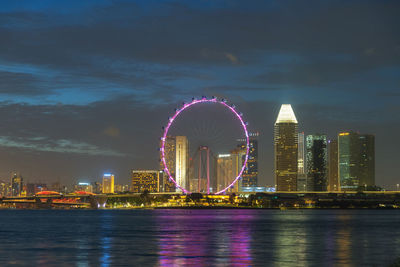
[2,206,400,210]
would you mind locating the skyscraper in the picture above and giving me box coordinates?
[306,134,328,191]
[216,154,234,192]
[102,173,114,194]
[297,132,308,191]
[298,132,305,174]
[274,104,298,191]
[160,136,176,192]
[328,139,339,191]
[131,170,159,193]
[175,136,189,192]
[231,146,246,191]
[238,132,259,188]
[338,132,375,190]
[11,173,23,197]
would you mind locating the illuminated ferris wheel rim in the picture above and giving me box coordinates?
[160,97,250,195]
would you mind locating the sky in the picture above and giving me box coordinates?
[0,0,399,189]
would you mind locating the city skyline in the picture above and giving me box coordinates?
[0,100,384,191]
[0,1,399,189]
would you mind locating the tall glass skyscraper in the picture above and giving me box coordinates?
[160,136,189,193]
[306,134,328,191]
[238,132,259,188]
[297,132,308,191]
[298,132,305,174]
[216,154,234,192]
[338,132,375,190]
[274,104,298,191]
[11,173,23,197]
[328,139,339,191]
[175,136,189,192]
[159,136,176,192]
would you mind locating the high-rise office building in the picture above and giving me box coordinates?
[231,146,246,191]
[11,173,23,197]
[238,132,259,188]
[175,136,189,192]
[306,134,328,191]
[102,173,115,194]
[328,139,339,191]
[216,154,234,192]
[338,132,375,190]
[298,132,305,174]
[160,136,177,192]
[297,132,308,191]
[131,170,159,193]
[274,104,298,191]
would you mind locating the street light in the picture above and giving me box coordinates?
[397,184,399,191]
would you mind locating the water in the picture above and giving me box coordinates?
[0,209,399,266]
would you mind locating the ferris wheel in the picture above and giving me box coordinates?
[160,97,250,194]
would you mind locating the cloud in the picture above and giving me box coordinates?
[0,70,49,95]
[0,135,125,156]
[0,1,396,69]
[0,0,398,106]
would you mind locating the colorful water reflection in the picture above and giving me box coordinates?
[157,210,254,266]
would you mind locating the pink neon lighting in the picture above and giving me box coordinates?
[160,98,250,195]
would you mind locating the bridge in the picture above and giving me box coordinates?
[0,192,108,209]
[2,191,400,209]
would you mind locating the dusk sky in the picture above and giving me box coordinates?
[1,0,399,188]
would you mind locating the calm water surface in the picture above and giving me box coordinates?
[0,209,399,266]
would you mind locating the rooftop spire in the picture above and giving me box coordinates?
[275,104,298,124]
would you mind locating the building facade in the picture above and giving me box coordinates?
[231,146,246,192]
[131,170,159,193]
[175,136,189,192]
[306,134,328,191]
[238,132,259,189]
[297,132,308,191]
[328,139,339,191]
[274,104,298,191]
[298,132,305,174]
[102,173,115,194]
[338,132,375,190]
[160,136,177,192]
[216,154,234,192]
[11,173,23,197]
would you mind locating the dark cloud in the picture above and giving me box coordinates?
[1,1,398,67]
[0,70,48,95]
